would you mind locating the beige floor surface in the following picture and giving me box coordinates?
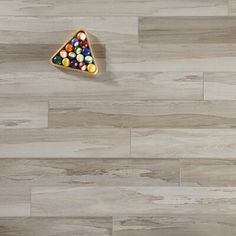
[1,0,236,235]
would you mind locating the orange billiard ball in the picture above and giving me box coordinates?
[65,43,73,52]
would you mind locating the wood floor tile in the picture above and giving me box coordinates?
[0,99,48,128]
[180,159,236,187]
[0,0,228,16]
[0,72,203,100]
[107,44,236,72]
[131,128,236,158]
[31,187,236,216]
[0,217,112,236]
[204,73,236,100]
[229,0,236,15]
[0,17,137,45]
[0,129,130,158]
[0,187,30,217]
[49,100,236,128]
[0,159,179,186]
[0,43,106,74]
[139,17,236,44]
[113,215,236,236]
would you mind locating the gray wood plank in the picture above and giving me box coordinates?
[0,0,228,16]
[0,17,137,45]
[0,217,112,236]
[31,186,236,216]
[180,159,236,187]
[107,44,236,72]
[131,128,236,158]
[0,129,130,158]
[113,215,236,236]
[0,99,48,128]
[49,100,236,128]
[139,17,236,44]
[229,0,236,15]
[204,73,236,100]
[0,43,106,74]
[0,187,30,217]
[0,159,179,186]
[0,72,203,100]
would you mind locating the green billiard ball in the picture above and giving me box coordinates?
[53,55,62,65]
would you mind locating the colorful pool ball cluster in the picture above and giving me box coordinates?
[52,31,97,73]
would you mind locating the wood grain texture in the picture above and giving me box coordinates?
[0,43,106,74]
[113,215,236,236]
[204,73,236,100]
[0,217,112,236]
[0,129,130,158]
[139,17,236,44]
[0,187,30,217]
[131,129,236,158]
[49,100,236,128]
[0,72,203,100]
[0,0,228,16]
[180,159,236,187]
[229,0,236,15]
[31,186,236,216]
[0,99,48,128]
[107,44,236,72]
[0,159,179,186]
[1,0,236,234]
[0,17,137,45]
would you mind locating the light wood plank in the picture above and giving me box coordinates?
[139,17,236,44]
[49,100,236,128]
[113,215,236,236]
[0,187,30,217]
[0,217,112,236]
[131,128,236,158]
[0,99,48,128]
[107,44,236,72]
[204,73,236,100]
[31,187,236,216]
[0,129,130,158]
[0,17,137,45]
[0,159,179,186]
[0,43,106,74]
[0,0,228,16]
[0,72,203,100]
[229,0,236,15]
[181,159,236,187]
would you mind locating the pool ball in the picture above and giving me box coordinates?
[82,48,91,56]
[59,50,67,58]
[68,52,76,59]
[87,64,96,73]
[80,40,88,48]
[70,59,79,68]
[77,32,86,41]
[79,62,87,71]
[76,54,84,62]
[71,38,79,47]
[65,43,73,52]
[53,55,62,65]
[85,55,93,64]
[62,58,70,67]
[74,47,82,54]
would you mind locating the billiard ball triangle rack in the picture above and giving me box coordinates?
[50,28,98,75]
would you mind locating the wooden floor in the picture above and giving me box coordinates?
[1,0,236,235]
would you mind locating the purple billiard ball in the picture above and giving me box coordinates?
[71,38,79,47]
[70,59,79,68]
[82,48,91,56]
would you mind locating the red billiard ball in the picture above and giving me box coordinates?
[80,40,88,48]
